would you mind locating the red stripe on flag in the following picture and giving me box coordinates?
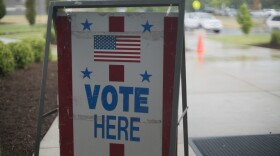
[94,59,141,63]
[94,51,140,55]
[109,16,124,32]
[116,39,141,42]
[110,143,124,156]
[116,35,140,38]
[57,16,74,156]
[94,55,140,59]
[163,16,178,156]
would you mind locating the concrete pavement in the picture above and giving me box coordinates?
[185,30,280,136]
[39,30,280,156]
[0,37,19,44]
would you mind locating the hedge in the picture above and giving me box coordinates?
[24,37,53,62]
[0,42,15,75]
[44,27,56,44]
[270,30,280,46]
[23,38,45,62]
[8,42,34,69]
[1,37,53,76]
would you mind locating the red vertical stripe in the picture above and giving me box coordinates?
[163,17,178,156]
[109,16,124,32]
[109,16,125,82]
[109,65,125,82]
[57,16,74,156]
[110,143,124,156]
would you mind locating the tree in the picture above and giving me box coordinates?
[0,0,6,20]
[261,0,280,9]
[25,0,36,25]
[236,4,253,34]
[253,0,260,10]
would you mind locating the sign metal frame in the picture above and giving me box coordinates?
[34,1,187,156]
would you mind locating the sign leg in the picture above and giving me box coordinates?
[181,36,189,156]
[34,5,54,156]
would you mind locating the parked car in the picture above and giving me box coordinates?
[250,11,266,18]
[263,9,277,17]
[184,12,200,29]
[224,8,237,17]
[185,12,223,33]
[266,14,280,31]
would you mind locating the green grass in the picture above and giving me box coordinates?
[208,34,270,46]
[0,24,46,39]
[0,22,57,61]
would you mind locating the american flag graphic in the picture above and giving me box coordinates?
[93,35,141,63]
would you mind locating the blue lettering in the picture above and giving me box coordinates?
[94,115,105,139]
[135,87,149,113]
[106,115,116,140]
[102,85,118,111]
[85,84,100,109]
[93,115,141,142]
[117,116,128,141]
[119,86,133,112]
[130,117,140,142]
[85,85,150,113]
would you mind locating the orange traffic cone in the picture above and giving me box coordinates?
[196,34,204,54]
[198,52,204,62]
[196,34,204,62]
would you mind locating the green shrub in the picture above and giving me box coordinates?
[48,47,53,61]
[270,30,280,45]
[25,0,36,25]
[23,38,45,62]
[24,37,53,62]
[0,0,6,20]
[50,28,56,44]
[236,4,253,35]
[44,27,56,44]
[0,42,15,75]
[8,42,34,69]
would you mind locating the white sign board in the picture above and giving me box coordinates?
[57,12,178,156]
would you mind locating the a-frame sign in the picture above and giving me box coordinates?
[34,1,188,156]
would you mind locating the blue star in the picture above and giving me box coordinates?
[81,67,92,79]
[140,70,152,82]
[142,20,153,32]
[81,19,92,31]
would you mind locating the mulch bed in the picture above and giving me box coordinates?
[0,61,58,156]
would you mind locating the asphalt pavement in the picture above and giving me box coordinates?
[38,30,280,156]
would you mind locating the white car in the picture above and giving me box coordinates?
[184,13,200,29]
[185,12,223,33]
[263,9,277,17]
[266,14,280,31]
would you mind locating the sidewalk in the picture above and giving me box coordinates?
[0,37,19,44]
[185,31,280,138]
[39,117,196,156]
[39,118,59,156]
[39,31,280,155]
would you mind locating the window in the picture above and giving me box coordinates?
[272,16,280,21]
